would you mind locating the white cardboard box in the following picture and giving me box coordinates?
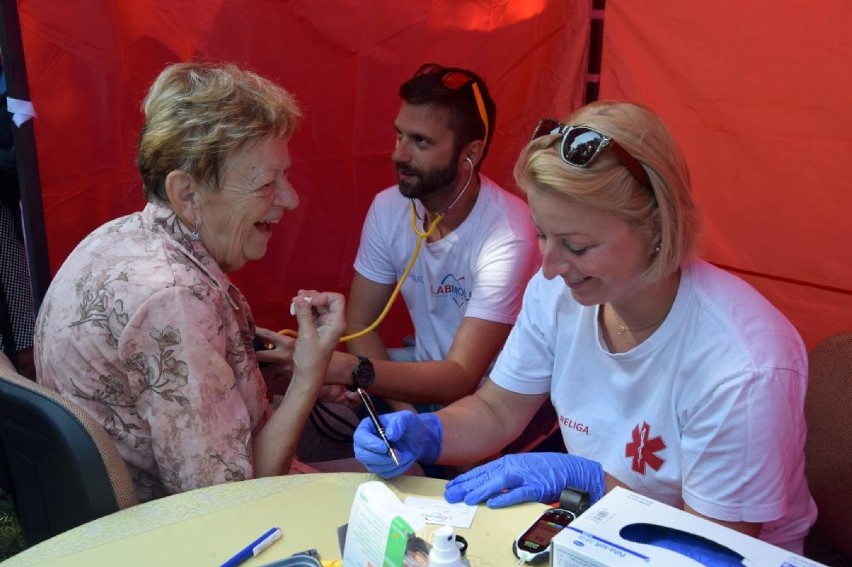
[551,486,823,567]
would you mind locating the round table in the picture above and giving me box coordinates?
[4,472,548,566]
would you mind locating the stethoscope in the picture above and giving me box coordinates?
[279,157,475,342]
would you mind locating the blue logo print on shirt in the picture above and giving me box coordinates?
[431,274,471,308]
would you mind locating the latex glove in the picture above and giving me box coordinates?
[354,410,442,478]
[444,452,604,508]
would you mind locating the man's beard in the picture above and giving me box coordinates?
[396,156,459,201]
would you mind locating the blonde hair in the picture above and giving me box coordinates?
[514,101,700,284]
[137,61,302,203]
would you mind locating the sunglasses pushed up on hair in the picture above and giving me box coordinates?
[414,63,489,143]
[531,118,652,191]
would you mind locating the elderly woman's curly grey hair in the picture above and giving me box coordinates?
[137,61,302,203]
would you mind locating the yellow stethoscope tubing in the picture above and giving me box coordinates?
[279,200,442,342]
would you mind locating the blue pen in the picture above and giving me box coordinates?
[221,527,283,567]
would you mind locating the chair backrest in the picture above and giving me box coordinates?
[0,354,139,546]
[804,332,852,558]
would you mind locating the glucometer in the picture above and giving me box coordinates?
[512,507,576,564]
[512,489,590,565]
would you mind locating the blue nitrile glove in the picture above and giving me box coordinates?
[353,410,442,479]
[444,452,605,508]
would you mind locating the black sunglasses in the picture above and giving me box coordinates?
[531,118,652,191]
[414,63,489,143]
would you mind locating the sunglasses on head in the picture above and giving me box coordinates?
[531,118,652,191]
[414,63,489,144]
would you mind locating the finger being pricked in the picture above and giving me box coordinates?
[290,291,322,333]
[289,290,345,318]
[289,289,320,316]
[296,289,345,315]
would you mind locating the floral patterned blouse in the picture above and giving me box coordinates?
[34,201,273,502]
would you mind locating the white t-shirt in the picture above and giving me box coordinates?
[490,258,816,552]
[354,175,540,363]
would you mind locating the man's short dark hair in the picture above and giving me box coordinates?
[399,65,497,167]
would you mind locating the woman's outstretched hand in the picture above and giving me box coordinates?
[444,452,605,508]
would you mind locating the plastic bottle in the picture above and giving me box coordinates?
[428,525,464,567]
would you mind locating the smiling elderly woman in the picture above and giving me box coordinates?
[34,61,347,502]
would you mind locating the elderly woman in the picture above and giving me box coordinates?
[354,101,816,553]
[34,61,346,502]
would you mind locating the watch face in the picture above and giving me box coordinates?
[352,356,375,390]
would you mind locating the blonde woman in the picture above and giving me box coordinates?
[355,101,816,554]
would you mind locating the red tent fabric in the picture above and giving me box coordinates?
[601,0,852,348]
[16,0,588,344]
[13,0,851,348]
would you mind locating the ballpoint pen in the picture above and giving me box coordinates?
[356,387,401,466]
[221,527,282,567]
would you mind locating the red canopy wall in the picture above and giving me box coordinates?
[601,0,852,349]
[13,0,852,349]
[15,0,588,343]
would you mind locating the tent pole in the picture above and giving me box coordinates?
[586,0,605,104]
[0,1,51,313]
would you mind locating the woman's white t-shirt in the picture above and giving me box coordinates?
[491,258,816,552]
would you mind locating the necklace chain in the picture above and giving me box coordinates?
[604,274,680,348]
[612,308,669,337]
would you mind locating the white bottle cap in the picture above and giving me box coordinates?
[428,525,464,566]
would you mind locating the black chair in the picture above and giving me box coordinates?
[0,354,138,547]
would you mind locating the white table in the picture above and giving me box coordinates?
[5,472,548,566]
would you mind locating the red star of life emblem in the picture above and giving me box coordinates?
[625,421,666,474]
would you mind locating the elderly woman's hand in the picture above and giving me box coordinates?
[290,289,347,384]
[255,326,295,378]
[318,384,363,409]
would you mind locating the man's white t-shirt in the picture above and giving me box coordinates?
[354,175,540,363]
[490,258,816,552]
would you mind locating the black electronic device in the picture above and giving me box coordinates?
[511,507,576,564]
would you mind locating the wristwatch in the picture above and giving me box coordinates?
[348,355,375,392]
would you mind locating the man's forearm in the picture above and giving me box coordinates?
[344,328,390,360]
[326,350,479,405]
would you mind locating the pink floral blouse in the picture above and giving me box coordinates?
[34,201,273,502]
